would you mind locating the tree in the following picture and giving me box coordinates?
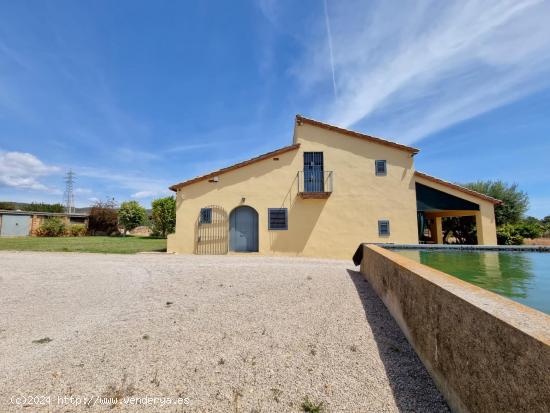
[0,202,64,212]
[462,180,528,226]
[0,202,16,210]
[88,199,119,235]
[118,201,146,235]
[542,216,550,237]
[22,202,65,213]
[151,196,176,238]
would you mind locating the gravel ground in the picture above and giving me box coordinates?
[0,252,449,413]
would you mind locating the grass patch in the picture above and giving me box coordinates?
[301,397,324,413]
[0,236,166,254]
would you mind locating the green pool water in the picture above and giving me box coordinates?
[395,249,550,315]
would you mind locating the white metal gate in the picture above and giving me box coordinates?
[0,214,31,237]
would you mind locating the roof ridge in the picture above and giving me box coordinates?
[414,171,503,205]
[296,115,419,154]
[169,143,300,191]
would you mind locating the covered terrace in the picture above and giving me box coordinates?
[414,172,501,245]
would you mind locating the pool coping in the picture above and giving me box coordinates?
[376,243,550,252]
[357,244,550,412]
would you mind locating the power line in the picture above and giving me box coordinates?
[64,170,75,213]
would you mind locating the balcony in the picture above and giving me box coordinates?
[297,170,333,199]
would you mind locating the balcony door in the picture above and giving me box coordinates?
[304,152,324,192]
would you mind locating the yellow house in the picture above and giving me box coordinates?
[167,116,500,258]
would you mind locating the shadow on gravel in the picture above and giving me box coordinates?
[347,269,450,413]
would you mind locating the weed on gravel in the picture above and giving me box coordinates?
[301,396,324,413]
[102,374,135,408]
[270,388,283,403]
[32,337,52,344]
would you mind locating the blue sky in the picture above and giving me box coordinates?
[0,0,549,217]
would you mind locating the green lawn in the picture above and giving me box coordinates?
[0,236,167,254]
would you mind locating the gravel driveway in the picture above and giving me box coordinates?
[0,252,448,412]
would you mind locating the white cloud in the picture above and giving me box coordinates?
[323,0,337,98]
[76,166,171,201]
[290,0,550,142]
[131,189,170,199]
[117,148,160,162]
[0,151,60,191]
[165,142,219,154]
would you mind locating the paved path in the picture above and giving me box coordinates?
[0,252,449,412]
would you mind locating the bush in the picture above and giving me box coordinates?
[36,218,66,237]
[496,224,524,245]
[514,221,544,239]
[68,224,87,237]
[150,196,176,238]
[118,201,147,235]
[88,199,119,235]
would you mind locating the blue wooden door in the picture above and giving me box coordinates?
[304,152,324,192]
[0,214,31,236]
[229,206,258,252]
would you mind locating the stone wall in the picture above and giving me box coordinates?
[30,215,42,236]
[359,244,550,412]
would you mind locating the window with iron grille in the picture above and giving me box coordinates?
[378,220,390,236]
[375,160,387,176]
[200,207,212,224]
[268,208,288,230]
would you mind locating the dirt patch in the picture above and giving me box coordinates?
[524,237,550,246]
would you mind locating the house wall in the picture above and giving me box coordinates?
[414,175,498,245]
[168,122,419,258]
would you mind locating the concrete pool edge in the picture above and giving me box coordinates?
[379,243,550,252]
[356,243,550,413]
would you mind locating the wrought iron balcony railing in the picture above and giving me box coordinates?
[297,170,333,199]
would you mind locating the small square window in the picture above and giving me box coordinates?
[200,208,212,224]
[268,208,288,230]
[375,160,387,176]
[378,220,390,236]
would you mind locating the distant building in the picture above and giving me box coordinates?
[0,210,89,237]
[167,115,501,258]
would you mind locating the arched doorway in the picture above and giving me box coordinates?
[229,206,259,252]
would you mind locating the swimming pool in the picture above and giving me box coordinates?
[395,249,550,315]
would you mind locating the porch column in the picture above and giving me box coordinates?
[434,216,443,244]
[475,211,485,245]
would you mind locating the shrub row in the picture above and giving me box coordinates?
[496,222,546,245]
[35,218,86,237]
[35,196,177,238]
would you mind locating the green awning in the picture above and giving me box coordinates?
[416,183,479,212]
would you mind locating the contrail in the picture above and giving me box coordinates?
[324,0,337,98]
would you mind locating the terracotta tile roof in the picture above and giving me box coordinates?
[414,171,503,205]
[169,144,301,191]
[296,115,420,154]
